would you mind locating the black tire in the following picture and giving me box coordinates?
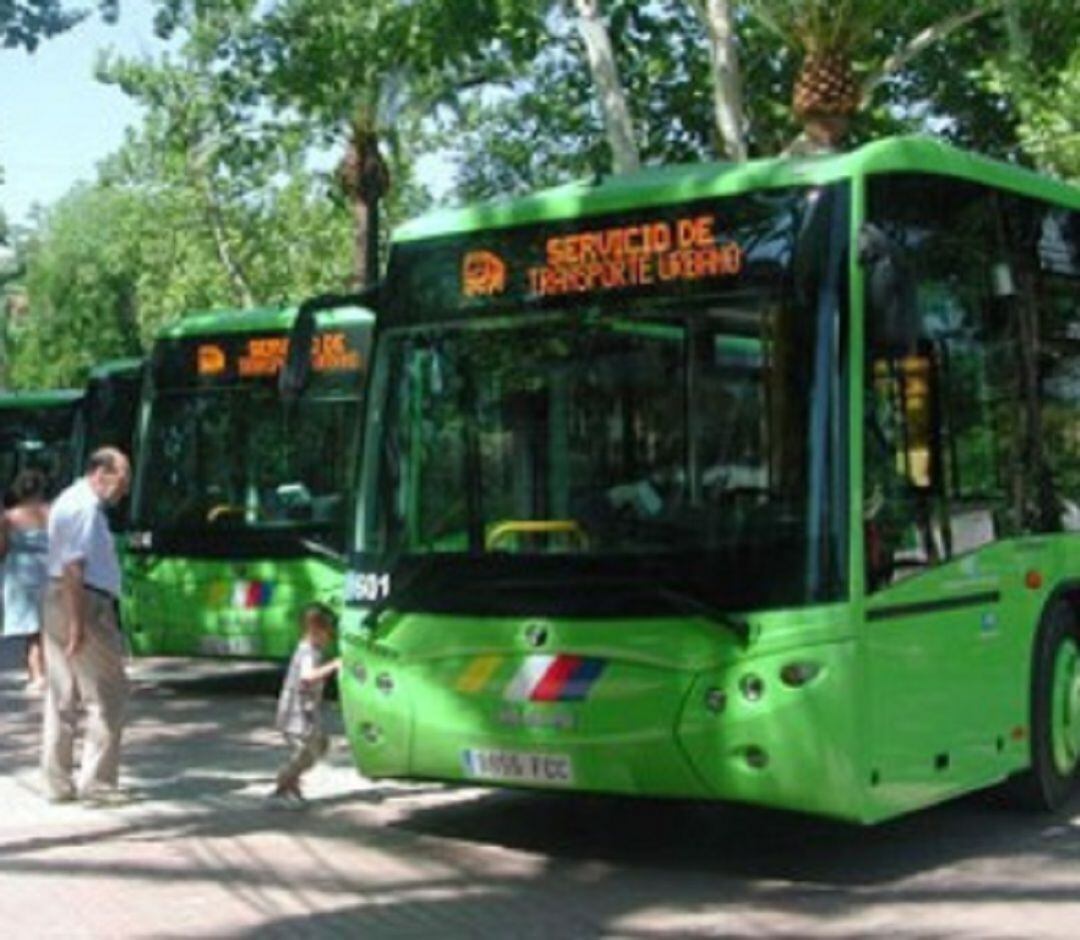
[1006,599,1080,811]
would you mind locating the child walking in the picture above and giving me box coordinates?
[272,603,341,801]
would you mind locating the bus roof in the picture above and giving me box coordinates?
[88,358,143,380]
[157,304,375,340]
[396,135,1080,243]
[0,389,83,411]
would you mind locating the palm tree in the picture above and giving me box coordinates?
[260,0,541,288]
[745,0,999,152]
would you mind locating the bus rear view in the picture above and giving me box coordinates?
[125,306,373,659]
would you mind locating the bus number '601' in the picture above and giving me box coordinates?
[347,573,391,604]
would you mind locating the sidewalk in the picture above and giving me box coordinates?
[0,640,448,938]
[4,637,1080,938]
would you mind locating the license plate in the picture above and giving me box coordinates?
[198,635,260,657]
[461,748,574,786]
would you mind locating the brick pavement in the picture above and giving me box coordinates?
[3,636,1080,938]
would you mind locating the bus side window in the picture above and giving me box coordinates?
[1001,198,1080,533]
[864,175,1008,589]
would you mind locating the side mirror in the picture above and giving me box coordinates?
[859,223,920,354]
[280,305,317,403]
[279,288,381,403]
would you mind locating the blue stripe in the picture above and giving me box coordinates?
[560,658,606,701]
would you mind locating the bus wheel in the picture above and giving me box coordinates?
[1008,600,1080,811]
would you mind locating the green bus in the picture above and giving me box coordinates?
[124,305,373,659]
[73,358,144,463]
[341,136,1080,823]
[73,358,145,528]
[0,388,83,501]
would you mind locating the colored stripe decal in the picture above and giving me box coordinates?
[503,655,555,702]
[457,655,503,693]
[208,581,230,606]
[561,657,606,701]
[530,655,582,702]
[499,655,608,702]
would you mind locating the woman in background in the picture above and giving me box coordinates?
[0,469,51,692]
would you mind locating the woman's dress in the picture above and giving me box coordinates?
[2,528,48,638]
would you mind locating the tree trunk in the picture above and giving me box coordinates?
[858,6,995,110]
[189,162,255,308]
[340,120,390,289]
[351,195,373,291]
[690,0,747,161]
[572,0,640,175]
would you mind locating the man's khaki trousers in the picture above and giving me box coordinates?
[41,582,128,799]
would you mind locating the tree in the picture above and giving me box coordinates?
[2,0,116,52]
[99,1,272,308]
[687,0,746,161]
[245,0,539,287]
[1014,50,1080,180]
[570,0,641,173]
[444,1,717,200]
[989,0,1080,178]
[10,185,145,389]
[743,0,1001,151]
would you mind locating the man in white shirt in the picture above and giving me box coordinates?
[41,447,132,803]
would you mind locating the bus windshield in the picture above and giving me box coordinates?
[137,387,356,546]
[361,185,850,612]
[0,401,80,500]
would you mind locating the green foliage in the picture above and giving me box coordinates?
[1,0,116,51]
[10,184,143,388]
[9,0,1077,395]
[446,1,719,201]
[744,0,898,55]
[253,0,539,135]
[1015,49,1080,180]
[982,0,1080,178]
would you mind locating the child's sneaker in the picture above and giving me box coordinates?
[267,785,305,809]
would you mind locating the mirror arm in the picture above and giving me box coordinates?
[279,285,382,401]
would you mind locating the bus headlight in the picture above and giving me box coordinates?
[779,661,822,687]
[375,672,395,695]
[704,687,727,714]
[352,662,368,685]
[739,673,765,702]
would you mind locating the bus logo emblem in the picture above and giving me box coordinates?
[197,344,226,376]
[462,250,507,298]
[524,622,550,648]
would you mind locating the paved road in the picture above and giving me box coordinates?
[2,636,1080,938]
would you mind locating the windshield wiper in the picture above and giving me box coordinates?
[652,584,753,645]
[297,537,347,569]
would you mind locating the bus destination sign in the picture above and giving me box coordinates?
[194,331,364,381]
[462,213,743,303]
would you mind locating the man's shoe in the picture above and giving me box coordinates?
[80,786,136,807]
[46,789,76,805]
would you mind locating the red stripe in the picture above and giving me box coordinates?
[530,655,582,702]
[245,582,262,609]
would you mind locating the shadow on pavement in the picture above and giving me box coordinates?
[5,637,1080,937]
[390,784,1080,888]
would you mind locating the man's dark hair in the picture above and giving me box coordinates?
[11,468,48,503]
[302,602,338,630]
